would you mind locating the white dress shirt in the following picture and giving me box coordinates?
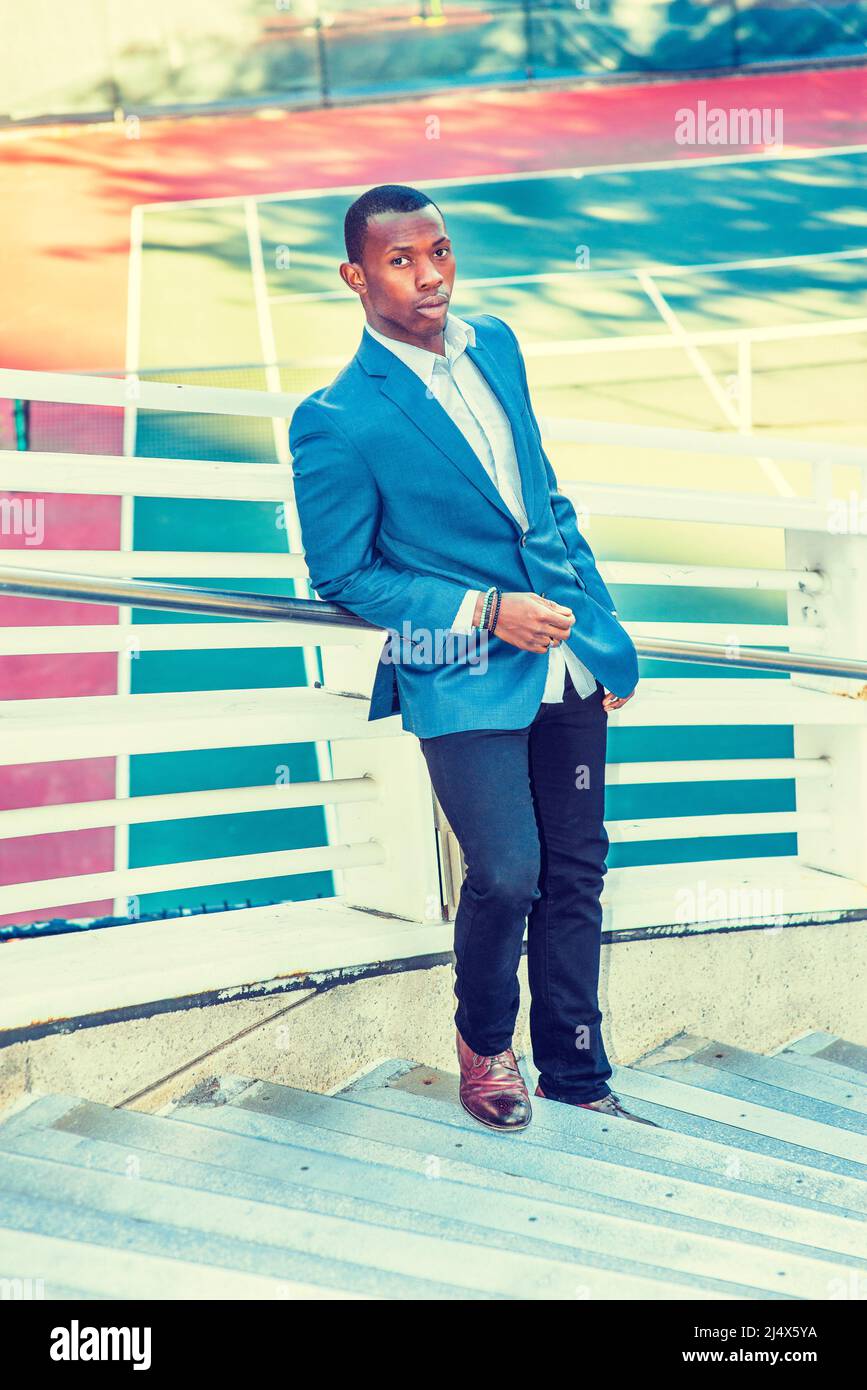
[364,313,598,702]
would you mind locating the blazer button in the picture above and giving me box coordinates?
[520,533,527,547]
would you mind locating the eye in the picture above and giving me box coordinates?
[434,247,451,258]
[390,256,410,267]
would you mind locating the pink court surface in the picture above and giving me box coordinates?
[1,67,866,924]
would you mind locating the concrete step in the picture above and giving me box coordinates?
[162,1102,861,1297]
[1,1029,863,1301]
[165,1072,865,1271]
[336,1055,867,1193]
[253,1075,866,1227]
[770,1050,867,1094]
[775,1031,867,1076]
[0,1225,365,1301]
[639,1035,867,1114]
[0,1170,489,1302]
[0,1100,725,1301]
[601,1066,866,1179]
[632,1038,867,1128]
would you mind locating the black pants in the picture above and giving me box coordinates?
[419,668,612,1104]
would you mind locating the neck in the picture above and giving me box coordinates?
[366,312,445,356]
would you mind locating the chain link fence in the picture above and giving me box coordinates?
[3,1,866,124]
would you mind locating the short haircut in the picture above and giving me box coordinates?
[343,184,443,265]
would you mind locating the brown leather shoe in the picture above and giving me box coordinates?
[535,1082,659,1127]
[456,1028,532,1130]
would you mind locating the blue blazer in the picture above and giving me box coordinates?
[289,313,639,738]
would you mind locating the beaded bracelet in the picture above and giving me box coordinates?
[477,586,497,630]
[488,587,503,635]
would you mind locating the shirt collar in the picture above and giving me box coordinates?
[363,313,476,387]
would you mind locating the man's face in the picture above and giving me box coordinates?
[341,204,455,347]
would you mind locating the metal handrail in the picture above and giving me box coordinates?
[2,564,867,684]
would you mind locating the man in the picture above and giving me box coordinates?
[290,184,658,1131]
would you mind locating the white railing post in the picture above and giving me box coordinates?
[784,513,867,885]
[318,632,445,925]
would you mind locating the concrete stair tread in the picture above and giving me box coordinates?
[1,1027,863,1301]
[0,1187,469,1300]
[0,1095,811,1300]
[0,1225,368,1300]
[638,1034,867,1112]
[0,1146,729,1302]
[283,1074,867,1208]
[775,1032,867,1075]
[167,1076,867,1262]
[334,1056,867,1181]
[0,1090,853,1301]
[0,1096,764,1300]
[772,1051,867,1093]
[6,1089,862,1276]
[631,1045,867,1127]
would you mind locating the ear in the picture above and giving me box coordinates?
[340,261,366,296]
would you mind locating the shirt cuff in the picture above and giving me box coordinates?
[450,588,482,633]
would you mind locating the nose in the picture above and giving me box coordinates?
[418,259,444,290]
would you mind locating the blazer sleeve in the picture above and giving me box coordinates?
[496,317,617,615]
[289,398,471,636]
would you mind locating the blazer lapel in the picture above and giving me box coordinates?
[464,333,539,525]
[358,326,530,533]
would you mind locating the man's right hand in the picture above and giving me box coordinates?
[473,591,575,654]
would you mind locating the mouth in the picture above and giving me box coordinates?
[416,295,449,316]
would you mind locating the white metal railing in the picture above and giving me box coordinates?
[1,367,867,938]
[1,565,866,683]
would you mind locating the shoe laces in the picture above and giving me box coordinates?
[474,1048,519,1076]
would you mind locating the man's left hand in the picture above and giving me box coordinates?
[602,689,635,712]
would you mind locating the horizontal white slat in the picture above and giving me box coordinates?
[2,366,862,466]
[0,468,850,542]
[604,562,824,593]
[545,417,867,468]
[0,840,385,916]
[0,761,828,839]
[0,686,403,766]
[0,762,830,839]
[0,898,458,1029]
[524,314,867,355]
[564,481,835,532]
[3,858,867,1030]
[606,678,867,727]
[608,811,828,844]
[0,368,303,419]
[0,452,290,500]
[0,679,863,769]
[0,457,851,535]
[607,757,829,785]
[602,856,867,935]
[0,550,309,578]
[0,622,362,655]
[0,776,378,838]
[0,550,825,595]
[0,619,824,657]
